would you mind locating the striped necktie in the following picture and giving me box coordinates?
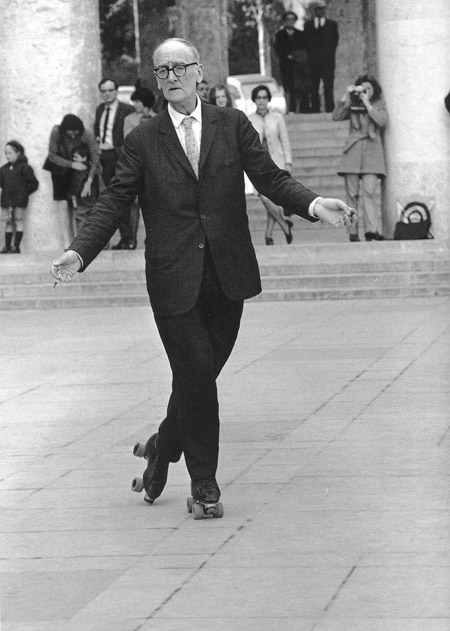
[182,116,199,178]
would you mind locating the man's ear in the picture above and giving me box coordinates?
[196,64,204,83]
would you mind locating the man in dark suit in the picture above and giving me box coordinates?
[274,11,311,114]
[51,38,356,511]
[304,0,339,113]
[94,78,134,248]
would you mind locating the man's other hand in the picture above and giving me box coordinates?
[50,250,81,283]
[314,198,358,228]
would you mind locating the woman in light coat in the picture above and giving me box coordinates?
[333,74,388,241]
[248,84,294,245]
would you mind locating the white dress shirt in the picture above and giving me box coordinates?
[167,98,202,155]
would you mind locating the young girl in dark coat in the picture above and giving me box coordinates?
[0,141,39,253]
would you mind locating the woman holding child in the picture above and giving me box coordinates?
[46,114,98,247]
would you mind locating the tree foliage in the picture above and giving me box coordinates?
[228,0,285,75]
[99,0,176,85]
[99,0,284,84]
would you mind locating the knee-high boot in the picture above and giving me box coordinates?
[1,232,13,253]
[10,231,23,253]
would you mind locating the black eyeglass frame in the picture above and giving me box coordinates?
[153,62,199,80]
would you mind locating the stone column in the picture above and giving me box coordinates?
[376,0,450,241]
[0,0,102,252]
[173,0,229,85]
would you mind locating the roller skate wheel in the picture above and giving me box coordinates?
[214,502,224,518]
[187,497,194,513]
[133,442,146,458]
[192,503,205,520]
[131,476,144,493]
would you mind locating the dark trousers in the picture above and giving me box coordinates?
[100,149,132,243]
[309,55,335,113]
[154,248,244,482]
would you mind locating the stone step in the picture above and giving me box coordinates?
[292,147,344,159]
[3,257,447,287]
[0,243,448,310]
[288,136,346,149]
[253,284,450,302]
[2,269,448,300]
[1,281,448,311]
[291,155,342,168]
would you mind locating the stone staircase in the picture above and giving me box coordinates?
[0,241,449,310]
[0,113,448,310]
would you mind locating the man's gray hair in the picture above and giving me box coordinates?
[153,38,200,64]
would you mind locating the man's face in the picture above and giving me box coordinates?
[153,41,203,112]
[196,82,209,102]
[99,80,118,104]
[314,6,326,18]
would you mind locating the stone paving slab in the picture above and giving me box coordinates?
[0,297,449,630]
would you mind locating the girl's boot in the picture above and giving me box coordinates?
[10,231,23,253]
[1,232,13,253]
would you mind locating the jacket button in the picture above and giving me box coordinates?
[198,243,205,249]
[200,214,206,220]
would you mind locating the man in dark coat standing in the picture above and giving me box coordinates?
[94,78,134,248]
[51,38,356,513]
[304,0,339,113]
[274,11,311,114]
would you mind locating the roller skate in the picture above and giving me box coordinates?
[187,477,224,520]
[131,433,169,504]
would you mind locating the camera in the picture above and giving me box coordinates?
[349,88,367,112]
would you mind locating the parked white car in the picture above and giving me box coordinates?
[226,74,287,115]
[117,85,135,104]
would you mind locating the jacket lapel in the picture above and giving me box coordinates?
[157,105,218,179]
[158,109,195,177]
[199,103,218,175]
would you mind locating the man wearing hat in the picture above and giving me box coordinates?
[304,0,339,113]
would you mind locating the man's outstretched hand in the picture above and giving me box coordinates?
[313,197,357,228]
[50,250,81,284]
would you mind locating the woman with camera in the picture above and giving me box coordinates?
[332,74,388,241]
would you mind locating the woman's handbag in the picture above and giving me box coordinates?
[394,200,433,240]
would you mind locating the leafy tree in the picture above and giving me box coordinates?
[228,0,285,76]
[99,0,175,86]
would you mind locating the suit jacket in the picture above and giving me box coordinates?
[304,18,339,60]
[94,100,134,155]
[71,103,319,316]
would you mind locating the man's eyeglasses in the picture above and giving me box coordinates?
[154,62,198,80]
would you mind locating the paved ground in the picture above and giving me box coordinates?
[1,296,449,630]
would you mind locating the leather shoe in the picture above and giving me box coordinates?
[365,232,385,241]
[265,237,274,245]
[191,477,220,503]
[142,433,170,504]
[111,239,126,250]
[284,221,293,244]
[349,234,360,242]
